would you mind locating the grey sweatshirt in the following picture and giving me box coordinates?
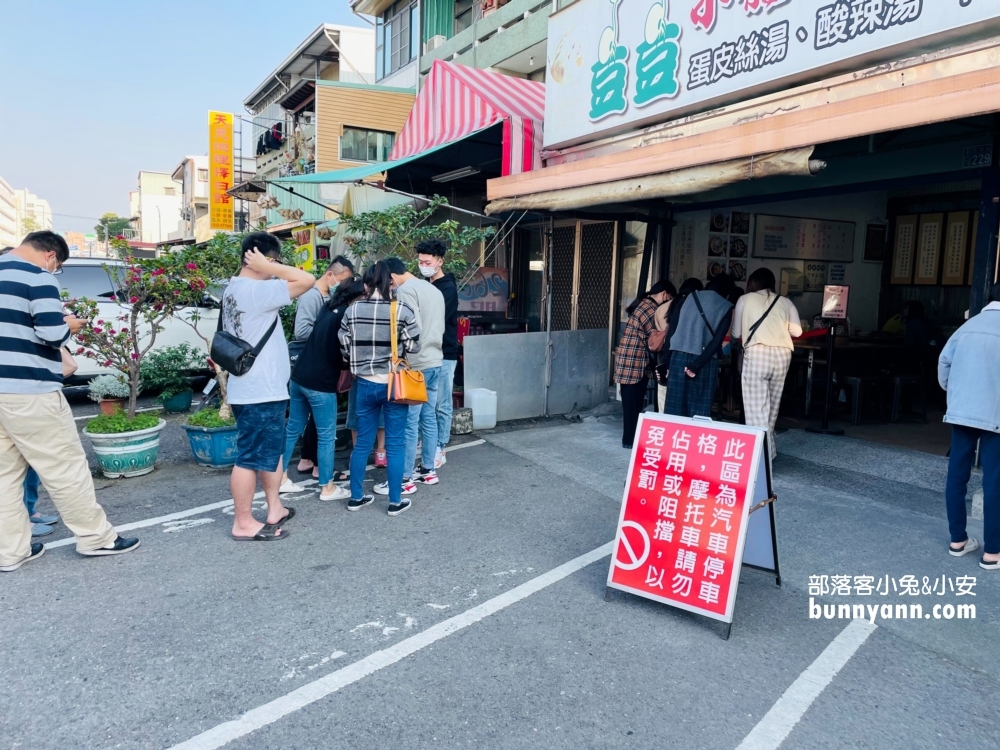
[395,277,445,371]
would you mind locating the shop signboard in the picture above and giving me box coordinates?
[290,225,315,273]
[458,268,509,313]
[753,214,854,262]
[208,111,234,231]
[608,414,777,630]
[545,1,1000,149]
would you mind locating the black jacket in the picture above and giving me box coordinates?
[292,303,349,393]
[433,273,461,361]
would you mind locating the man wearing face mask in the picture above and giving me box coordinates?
[0,231,139,572]
[417,240,460,469]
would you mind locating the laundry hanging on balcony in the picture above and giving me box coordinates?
[391,60,545,177]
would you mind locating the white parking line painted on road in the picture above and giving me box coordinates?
[735,619,877,750]
[45,439,486,550]
[44,483,317,549]
[168,541,614,750]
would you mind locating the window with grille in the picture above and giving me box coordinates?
[341,128,396,163]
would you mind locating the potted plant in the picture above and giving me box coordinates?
[66,238,211,478]
[88,373,132,416]
[182,408,239,468]
[141,343,201,413]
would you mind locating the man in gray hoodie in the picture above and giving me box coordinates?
[375,257,445,495]
[939,282,1000,570]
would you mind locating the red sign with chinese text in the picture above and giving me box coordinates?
[608,414,764,622]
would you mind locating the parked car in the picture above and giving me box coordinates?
[58,258,219,383]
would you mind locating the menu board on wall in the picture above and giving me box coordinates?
[942,212,969,286]
[914,214,944,285]
[803,262,828,292]
[968,211,980,286]
[707,210,750,282]
[890,215,918,285]
[672,217,696,284]
[753,215,855,262]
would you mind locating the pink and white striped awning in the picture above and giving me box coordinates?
[390,60,545,177]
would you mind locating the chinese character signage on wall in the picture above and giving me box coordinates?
[753,214,855,262]
[458,268,509,313]
[208,111,234,231]
[608,414,772,624]
[545,1,1000,148]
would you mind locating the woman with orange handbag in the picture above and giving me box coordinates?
[339,260,421,516]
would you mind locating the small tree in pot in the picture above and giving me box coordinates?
[66,237,212,421]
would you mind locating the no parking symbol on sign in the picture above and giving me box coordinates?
[608,414,779,631]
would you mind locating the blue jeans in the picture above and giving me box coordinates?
[404,366,440,478]
[436,359,457,448]
[946,424,1000,555]
[283,382,339,486]
[23,467,39,516]
[347,379,384,432]
[351,378,408,505]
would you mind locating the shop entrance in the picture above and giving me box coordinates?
[549,220,618,333]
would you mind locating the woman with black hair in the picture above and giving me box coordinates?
[280,276,366,502]
[731,268,801,458]
[339,260,421,516]
[615,280,674,449]
[660,277,733,418]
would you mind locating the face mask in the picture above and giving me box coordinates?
[418,265,437,278]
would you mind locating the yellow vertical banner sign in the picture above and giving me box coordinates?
[291,225,315,273]
[208,111,234,231]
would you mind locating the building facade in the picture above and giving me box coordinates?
[0,177,17,248]
[134,171,183,244]
[14,189,53,242]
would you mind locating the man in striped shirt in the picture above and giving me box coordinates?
[0,231,139,572]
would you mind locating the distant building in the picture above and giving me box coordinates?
[169,155,253,244]
[0,176,17,248]
[13,188,53,243]
[60,230,102,257]
[134,171,182,244]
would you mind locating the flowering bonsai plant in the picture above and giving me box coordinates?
[66,237,211,423]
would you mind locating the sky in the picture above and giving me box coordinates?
[0,0,359,233]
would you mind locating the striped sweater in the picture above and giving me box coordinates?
[0,255,71,393]
[339,296,420,379]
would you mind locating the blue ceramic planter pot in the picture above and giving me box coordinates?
[182,423,239,468]
[161,389,193,413]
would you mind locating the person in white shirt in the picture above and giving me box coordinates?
[222,233,315,542]
[731,268,802,459]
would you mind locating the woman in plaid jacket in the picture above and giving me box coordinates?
[615,280,674,449]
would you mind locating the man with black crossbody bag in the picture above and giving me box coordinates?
[217,232,314,542]
[730,268,802,460]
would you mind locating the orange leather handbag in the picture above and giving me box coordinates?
[388,300,427,405]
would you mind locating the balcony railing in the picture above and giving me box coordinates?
[420,0,553,74]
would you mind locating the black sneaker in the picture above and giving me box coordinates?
[387,500,411,516]
[0,543,45,572]
[347,495,375,512]
[78,536,140,557]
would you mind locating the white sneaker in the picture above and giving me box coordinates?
[374,480,417,496]
[435,447,447,469]
[949,537,980,557]
[319,484,351,502]
[279,479,305,494]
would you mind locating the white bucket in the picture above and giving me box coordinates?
[465,388,497,430]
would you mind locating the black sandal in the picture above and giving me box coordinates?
[232,527,290,542]
[333,470,350,481]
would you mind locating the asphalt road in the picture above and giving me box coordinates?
[2,406,996,750]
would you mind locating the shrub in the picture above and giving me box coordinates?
[186,408,236,429]
[87,374,132,402]
[141,343,202,401]
[85,410,160,434]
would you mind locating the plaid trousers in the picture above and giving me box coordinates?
[741,344,793,458]
[664,352,718,418]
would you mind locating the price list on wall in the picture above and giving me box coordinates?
[753,215,855,262]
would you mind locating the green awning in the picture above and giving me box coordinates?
[271,128,493,185]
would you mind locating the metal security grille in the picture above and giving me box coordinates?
[550,226,576,331]
[577,222,615,330]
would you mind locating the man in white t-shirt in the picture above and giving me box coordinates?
[222,232,314,542]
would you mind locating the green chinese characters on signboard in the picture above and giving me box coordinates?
[633,3,682,107]
[589,0,630,121]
